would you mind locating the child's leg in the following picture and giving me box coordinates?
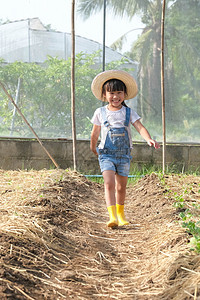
[102,170,118,227]
[103,170,116,206]
[115,174,129,225]
[115,174,128,205]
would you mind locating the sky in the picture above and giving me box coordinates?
[1,0,144,53]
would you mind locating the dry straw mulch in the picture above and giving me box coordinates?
[0,169,200,299]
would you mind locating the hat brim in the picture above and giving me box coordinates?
[91,70,138,101]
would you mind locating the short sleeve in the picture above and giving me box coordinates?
[91,108,102,126]
[130,109,141,124]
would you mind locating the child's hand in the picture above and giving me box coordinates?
[93,150,98,156]
[90,147,98,156]
[147,139,160,149]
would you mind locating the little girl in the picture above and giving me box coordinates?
[90,70,160,228]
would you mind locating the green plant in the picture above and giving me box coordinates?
[172,186,200,253]
[172,193,186,209]
[179,209,192,221]
[189,236,200,252]
[182,220,200,252]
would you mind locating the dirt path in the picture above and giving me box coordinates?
[0,169,199,299]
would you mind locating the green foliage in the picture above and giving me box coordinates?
[172,193,186,209]
[183,221,200,252]
[0,53,128,138]
[172,184,200,253]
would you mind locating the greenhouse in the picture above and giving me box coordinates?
[0,17,131,64]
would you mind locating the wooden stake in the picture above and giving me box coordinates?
[71,0,77,170]
[161,0,166,174]
[0,81,59,169]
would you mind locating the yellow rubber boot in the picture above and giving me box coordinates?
[116,204,129,226]
[107,205,118,228]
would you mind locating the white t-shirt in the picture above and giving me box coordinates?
[91,105,141,148]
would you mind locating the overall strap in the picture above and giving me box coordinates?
[124,107,131,127]
[100,106,110,127]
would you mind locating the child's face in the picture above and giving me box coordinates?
[103,90,125,109]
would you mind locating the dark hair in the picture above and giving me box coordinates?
[102,79,128,107]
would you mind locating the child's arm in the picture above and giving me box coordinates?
[133,120,160,149]
[90,124,101,156]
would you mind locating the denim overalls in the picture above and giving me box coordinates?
[97,106,132,177]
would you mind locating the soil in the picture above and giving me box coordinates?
[0,169,200,300]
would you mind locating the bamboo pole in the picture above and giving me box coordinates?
[71,0,77,171]
[161,0,166,174]
[102,0,106,72]
[0,81,59,169]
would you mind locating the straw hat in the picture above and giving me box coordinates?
[91,70,138,101]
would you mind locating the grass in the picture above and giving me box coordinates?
[85,163,200,185]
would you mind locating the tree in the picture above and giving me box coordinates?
[0,53,128,139]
